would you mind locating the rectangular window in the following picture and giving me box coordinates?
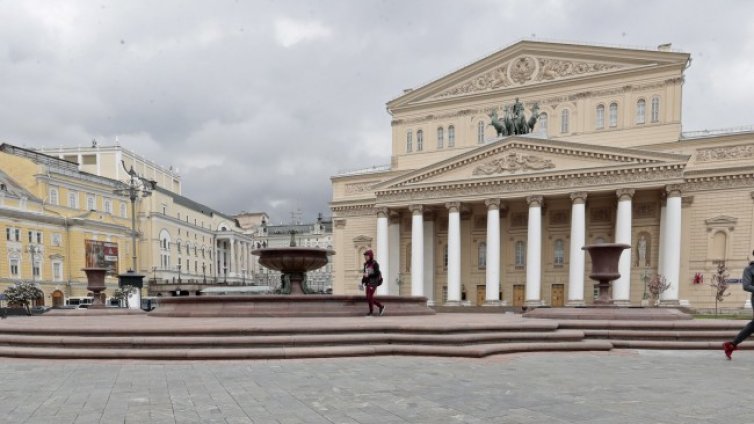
[68,191,77,208]
[28,231,33,243]
[14,229,19,241]
[36,232,42,244]
[33,264,40,278]
[10,259,19,277]
[104,199,112,214]
[53,262,62,281]
[87,195,95,211]
[6,228,10,241]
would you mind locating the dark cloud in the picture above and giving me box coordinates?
[1,0,753,223]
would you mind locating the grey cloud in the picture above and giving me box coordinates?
[1,0,753,222]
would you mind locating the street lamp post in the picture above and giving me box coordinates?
[114,161,156,273]
[152,266,157,285]
[177,264,182,284]
[202,263,206,284]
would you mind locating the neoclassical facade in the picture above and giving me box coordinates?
[330,40,754,309]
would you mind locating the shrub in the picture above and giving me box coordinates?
[4,282,44,316]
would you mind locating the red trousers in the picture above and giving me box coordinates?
[365,285,383,313]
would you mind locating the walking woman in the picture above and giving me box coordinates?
[723,251,754,359]
[362,249,385,316]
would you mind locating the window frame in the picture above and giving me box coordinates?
[596,104,605,129]
[448,126,455,147]
[406,130,413,153]
[560,109,570,133]
[609,102,618,127]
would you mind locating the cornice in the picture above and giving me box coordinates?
[330,203,376,218]
[376,165,685,203]
[0,207,66,226]
[377,138,688,190]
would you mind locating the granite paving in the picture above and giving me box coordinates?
[0,349,751,423]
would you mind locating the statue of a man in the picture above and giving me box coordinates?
[512,97,524,118]
[637,235,647,267]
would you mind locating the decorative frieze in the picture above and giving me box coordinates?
[472,153,555,176]
[344,181,379,195]
[696,144,754,162]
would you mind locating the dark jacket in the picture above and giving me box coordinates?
[362,260,383,287]
[742,261,754,294]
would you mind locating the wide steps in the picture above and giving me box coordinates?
[0,340,612,360]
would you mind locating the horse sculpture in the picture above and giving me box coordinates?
[488,110,507,137]
[527,103,540,133]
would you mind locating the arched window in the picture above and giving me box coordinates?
[477,121,485,144]
[478,242,487,270]
[405,242,412,272]
[49,188,58,205]
[636,99,646,124]
[448,125,455,147]
[651,96,660,122]
[443,244,448,270]
[538,112,548,132]
[596,104,605,129]
[515,241,526,268]
[711,231,727,261]
[104,199,112,214]
[609,102,618,127]
[437,127,444,149]
[406,130,413,152]
[560,109,570,133]
[554,239,564,266]
[416,130,423,151]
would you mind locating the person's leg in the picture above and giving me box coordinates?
[366,285,375,314]
[724,299,754,358]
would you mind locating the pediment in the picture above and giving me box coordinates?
[376,137,690,189]
[705,215,738,227]
[389,40,689,108]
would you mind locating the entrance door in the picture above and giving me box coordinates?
[476,285,485,306]
[513,285,525,307]
[551,284,565,307]
[51,290,64,308]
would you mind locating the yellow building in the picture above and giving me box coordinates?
[0,142,255,305]
[330,40,754,311]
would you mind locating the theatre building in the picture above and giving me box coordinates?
[330,40,754,309]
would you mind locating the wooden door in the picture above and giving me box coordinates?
[52,290,64,308]
[476,285,486,306]
[551,284,565,307]
[513,285,525,307]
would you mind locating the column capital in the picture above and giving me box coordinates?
[484,198,501,210]
[445,202,461,213]
[375,207,389,217]
[408,204,424,214]
[616,188,635,201]
[570,191,588,204]
[666,184,683,198]
[526,195,543,208]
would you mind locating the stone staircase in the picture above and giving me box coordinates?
[0,314,747,360]
[0,316,610,360]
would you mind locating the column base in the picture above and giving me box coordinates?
[524,300,543,307]
[611,300,631,307]
[483,300,502,307]
[566,300,586,307]
[443,300,463,307]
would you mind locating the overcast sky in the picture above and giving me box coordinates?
[2,1,753,224]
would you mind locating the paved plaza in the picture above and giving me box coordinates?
[0,349,751,424]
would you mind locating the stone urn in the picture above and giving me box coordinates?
[252,247,334,295]
[82,267,109,309]
[582,243,630,305]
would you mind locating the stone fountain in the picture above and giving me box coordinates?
[150,232,433,317]
[82,267,109,309]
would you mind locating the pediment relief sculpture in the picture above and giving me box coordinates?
[472,153,555,176]
[433,55,623,99]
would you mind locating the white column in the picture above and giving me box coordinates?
[376,207,390,295]
[567,192,587,306]
[409,205,424,297]
[613,188,634,306]
[213,241,219,279]
[446,202,462,305]
[485,199,501,305]
[423,218,435,303]
[229,238,235,277]
[388,217,400,294]
[661,185,682,303]
[657,193,667,280]
[525,196,543,307]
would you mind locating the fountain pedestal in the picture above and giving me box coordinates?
[82,267,109,309]
[582,243,630,305]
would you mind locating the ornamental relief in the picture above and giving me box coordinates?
[696,145,754,162]
[378,169,683,202]
[472,153,555,176]
[344,181,379,195]
[684,177,754,192]
[432,55,623,99]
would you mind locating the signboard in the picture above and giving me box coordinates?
[85,240,119,275]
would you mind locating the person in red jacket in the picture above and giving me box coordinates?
[723,251,754,359]
[361,249,385,316]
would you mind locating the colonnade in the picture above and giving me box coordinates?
[374,186,683,306]
[215,237,253,280]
